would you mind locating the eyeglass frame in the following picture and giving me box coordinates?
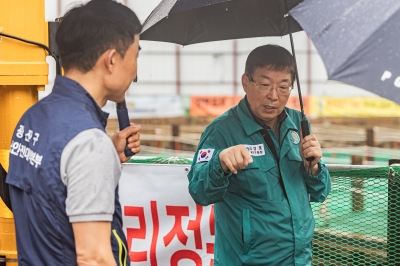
[247,75,293,96]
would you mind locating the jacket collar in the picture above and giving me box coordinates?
[51,75,109,128]
[237,97,263,136]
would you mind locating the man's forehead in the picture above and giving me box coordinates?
[257,72,292,82]
[259,73,290,78]
[256,66,290,74]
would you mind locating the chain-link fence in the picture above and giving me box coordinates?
[312,165,400,266]
[128,157,400,265]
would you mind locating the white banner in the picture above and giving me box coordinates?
[103,96,185,119]
[120,164,215,266]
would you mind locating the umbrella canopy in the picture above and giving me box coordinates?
[141,0,303,45]
[290,0,400,104]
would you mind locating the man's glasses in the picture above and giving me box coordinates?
[247,75,293,96]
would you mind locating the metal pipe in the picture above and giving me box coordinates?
[175,44,181,95]
[232,40,238,96]
[307,37,312,96]
[57,0,62,17]
[136,50,315,56]
[325,164,381,172]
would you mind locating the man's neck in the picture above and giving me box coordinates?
[264,119,278,131]
[64,69,107,108]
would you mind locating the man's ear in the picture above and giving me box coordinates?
[104,49,117,73]
[242,74,249,93]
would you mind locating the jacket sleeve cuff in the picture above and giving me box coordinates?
[209,149,232,186]
[301,161,324,179]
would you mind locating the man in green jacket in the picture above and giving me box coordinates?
[188,44,331,265]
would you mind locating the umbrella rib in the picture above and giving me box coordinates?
[271,0,283,37]
[182,7,203,45]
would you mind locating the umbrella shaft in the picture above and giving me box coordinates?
[283,0,305,119]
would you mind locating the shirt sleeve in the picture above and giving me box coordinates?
[60,128,121,223]
[301,161,331,202]
[188,124,232,206]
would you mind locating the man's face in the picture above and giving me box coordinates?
[242,66,292,128]
[108,34,140,102]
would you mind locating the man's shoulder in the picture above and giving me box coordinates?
[25,93,80,117]
[61,128,117,180]
[205,108,240,133]
[68,128,109,144]
[31,93,100,127]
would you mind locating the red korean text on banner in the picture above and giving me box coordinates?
[125,206,147,262]
[150,201,160,266]
[120,164,216,265]
[207,205,215,266]
[187,204,203,250]
[124,201,160,266]
[170,250,202,266]
[163,206,190,246]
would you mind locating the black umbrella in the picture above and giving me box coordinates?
[290,0,400,105]
[141,0,302,45]
[141,0,316,152]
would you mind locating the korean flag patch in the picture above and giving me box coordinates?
[196,149,215,163]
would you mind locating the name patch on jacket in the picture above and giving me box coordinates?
[196,149,215,162]
[244,144,265,156]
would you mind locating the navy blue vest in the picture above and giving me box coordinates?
[6,75,130,266]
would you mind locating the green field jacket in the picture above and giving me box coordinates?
[188,98,331,266]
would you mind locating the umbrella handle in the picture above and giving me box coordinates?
[116,100,135,157]
[301,120,315,162]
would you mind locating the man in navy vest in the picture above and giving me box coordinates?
[6,0,142,265]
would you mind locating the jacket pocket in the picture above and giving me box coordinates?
[244,156,276,172]
[286,148,305,179]
[242,208,252,255]
[242,157,283,201]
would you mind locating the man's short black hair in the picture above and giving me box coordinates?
[56,0,142,73]
[245,44,296,85]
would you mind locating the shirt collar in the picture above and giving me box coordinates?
[51,75,109,128]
